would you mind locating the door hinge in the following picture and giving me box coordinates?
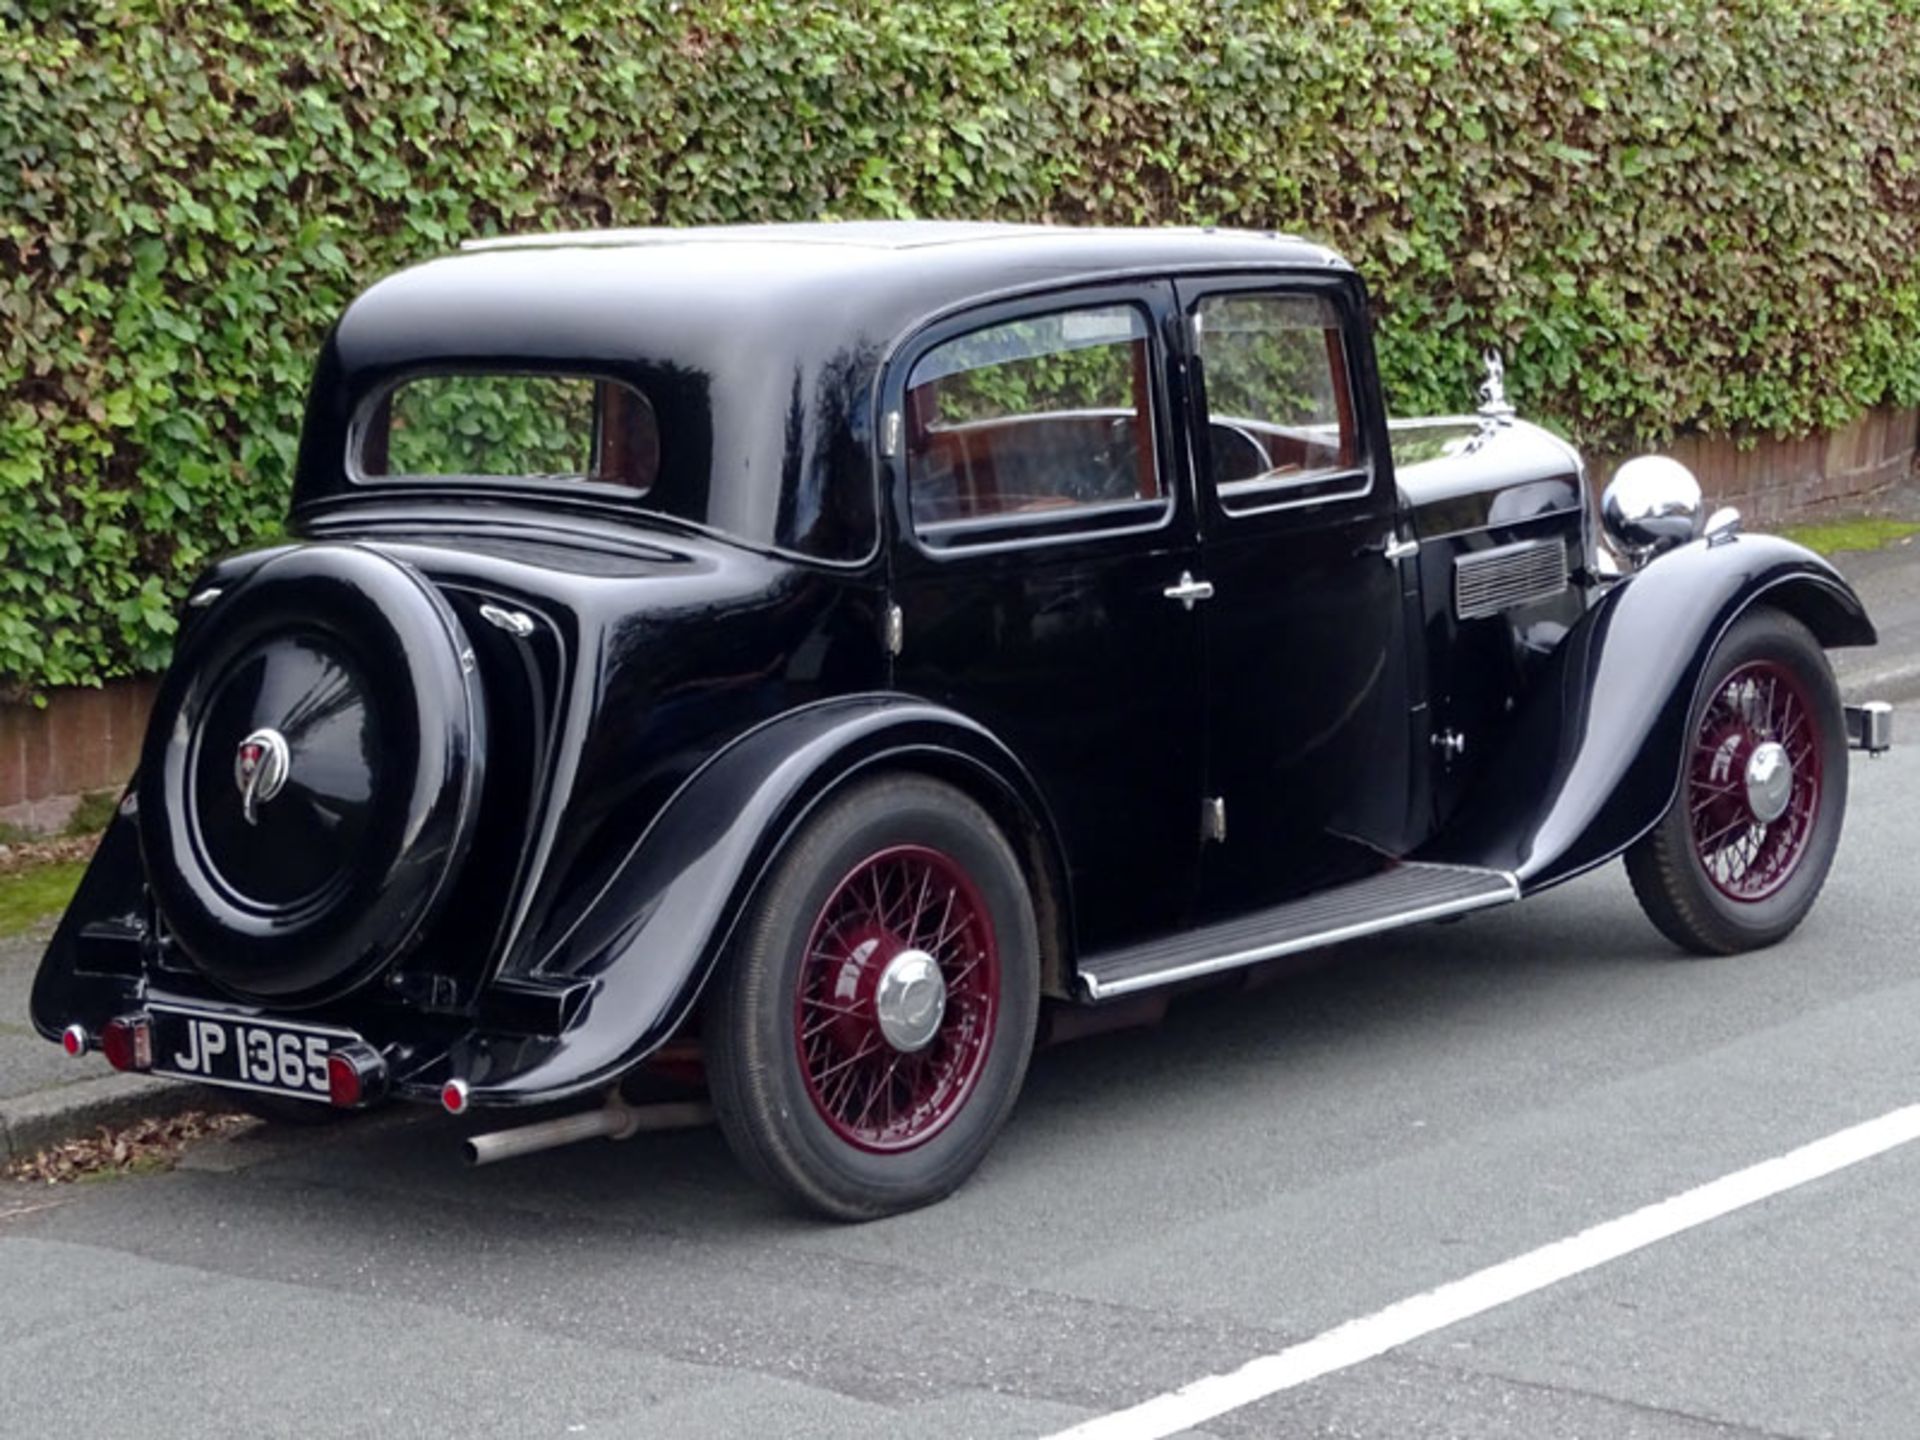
[1202,796,1227,844]
[884,602,904,657]
[1432,728,1467,761]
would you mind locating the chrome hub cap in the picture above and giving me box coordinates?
[873,948,947,1053]
[1744,740,1793,824]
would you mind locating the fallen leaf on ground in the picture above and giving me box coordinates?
[0,835,101,875]
[6,1109,254,1184]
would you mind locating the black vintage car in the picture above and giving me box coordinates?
[34,223,1891,1219]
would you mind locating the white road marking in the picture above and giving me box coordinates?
[1047,1102,1920,1440]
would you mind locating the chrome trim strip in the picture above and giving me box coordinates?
[1079,868,1520,1001]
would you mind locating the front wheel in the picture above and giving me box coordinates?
[707,775,1039,1220]
[1625,607,1847,955]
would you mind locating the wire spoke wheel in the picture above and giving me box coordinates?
[1625,607,1847,957]
[706,775,1038,1219]
[1687,659,1822,902]
[794,845,1000,1152]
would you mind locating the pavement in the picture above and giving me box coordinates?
[0,924,189,1162]
[4,533,1919,1165]
[1825,533,1920,704]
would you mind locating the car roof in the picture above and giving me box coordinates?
[460,218,1340,263]
[295,223,1356,533]
[332,222,1351,379]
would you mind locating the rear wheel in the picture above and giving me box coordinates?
[1625,607,1847,954]
[707,775,1039,1220]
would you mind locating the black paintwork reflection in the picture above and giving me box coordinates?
[1392,417,1586,540]
[447,697,1064,1106]
[1171,272,1413,913]
[892,543,1204,951]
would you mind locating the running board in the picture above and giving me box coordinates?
[1077,862,1519,1001]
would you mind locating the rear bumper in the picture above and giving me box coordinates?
[40,960,644,1115]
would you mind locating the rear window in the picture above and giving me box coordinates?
[359,374,660,491]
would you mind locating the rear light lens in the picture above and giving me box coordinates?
[441,1079,470,1115]
[61,1025,90,1058]
[326,1053,361,1107]
[324,1042,387,1109]
[99,1014,153,1073]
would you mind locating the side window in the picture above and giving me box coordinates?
[906,304,1165,546]
[1193,293,1363,511]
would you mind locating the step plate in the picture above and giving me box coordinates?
[1078,862,1519,1001]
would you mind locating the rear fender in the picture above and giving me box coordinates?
[452,694,1066,1106]
[28,796,146,1041]
[1421,533,1874,891]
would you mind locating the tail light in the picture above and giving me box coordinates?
[325,1042,388,1109]
[61,1024,91,1058]
[99,1014,153,1073]
[441,1079,470,1115]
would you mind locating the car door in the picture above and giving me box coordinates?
[885,282,1205,953]
[1174,274,1418,921]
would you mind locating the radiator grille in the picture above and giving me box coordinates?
[1453,539,1569,620]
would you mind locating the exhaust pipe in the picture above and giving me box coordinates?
[464,1095,714,1167]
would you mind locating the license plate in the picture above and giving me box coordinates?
[150,1004,357,1104]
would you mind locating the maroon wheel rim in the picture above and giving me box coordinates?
[1687,658,1823,902]
[793,844,1000,1153]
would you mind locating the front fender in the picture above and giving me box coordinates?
[1421,532,1874,890]
[442,693,1063,1107]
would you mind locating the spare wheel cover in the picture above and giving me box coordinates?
[138,544,485,1003]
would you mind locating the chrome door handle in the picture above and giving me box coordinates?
[1382,532,1420,561]
[1163,571,1215,610]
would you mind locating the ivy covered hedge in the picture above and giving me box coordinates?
[3,0,1919,691]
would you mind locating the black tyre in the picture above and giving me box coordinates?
[1625,607,1847,955]
[706,775,1040,1220]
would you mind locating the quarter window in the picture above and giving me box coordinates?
[360,373,660,491]
[1193,293,1362,510]
[906,304,1164,545]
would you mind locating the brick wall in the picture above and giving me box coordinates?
[1595,403,1920,525]
[0,677,154,834]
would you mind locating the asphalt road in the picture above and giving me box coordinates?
[5,712,1920,1438]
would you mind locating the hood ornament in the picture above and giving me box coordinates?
[234,728,291,826]
[1476,348,1516,432]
